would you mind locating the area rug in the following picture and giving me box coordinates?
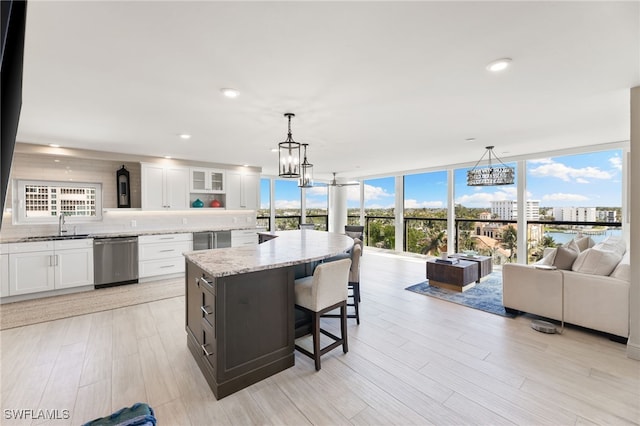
[405,272,516,318]
[0,278,184,330]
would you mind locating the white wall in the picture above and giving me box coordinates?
[627,86,639,360]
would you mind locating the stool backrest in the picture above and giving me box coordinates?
[311,258,351,311]
[349,243,362,284]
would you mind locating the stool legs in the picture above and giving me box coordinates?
[295,300,348,371]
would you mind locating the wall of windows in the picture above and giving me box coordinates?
[453,162,518,262]
[256,145,625,259]
[273,179,301,230]
[403,171,447,254]
[363,176,395,250]
[525,148,623,262]
[304,184,328,230]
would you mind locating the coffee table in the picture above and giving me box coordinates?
[426,259,479,292]
[449,254,493,280]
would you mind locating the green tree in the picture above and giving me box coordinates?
[502,225,517,262]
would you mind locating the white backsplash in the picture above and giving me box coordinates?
[0,209,257,241]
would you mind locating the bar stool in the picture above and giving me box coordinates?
[323,242,362,324]
[294,258,351,370]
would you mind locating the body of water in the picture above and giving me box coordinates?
[544,228,622,245]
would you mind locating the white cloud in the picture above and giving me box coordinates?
[528,158,554,164]
[275,199,301,209]
[455,187,531,207]
[404,199,444,208]
[575,178,589,184]
[306,186,328,196]
[363,184,393,201]
[542,193,589,202]
[609,155,623,171]
[529,160,612,182]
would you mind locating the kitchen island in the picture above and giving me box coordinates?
[183,230,354,399]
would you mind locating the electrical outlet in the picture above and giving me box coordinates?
[182,218,188,225]
[131,220,137,228]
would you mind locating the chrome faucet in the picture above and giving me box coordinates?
[58,214,67,236]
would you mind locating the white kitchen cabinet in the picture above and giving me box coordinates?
[226,171,259,210]
[54,240,95,289]
[138,233,192,278]
[190,168,225,193]
[231,229,258,247]
[7,239,93,296]
[1,244,10,298]
[141,163,190,210]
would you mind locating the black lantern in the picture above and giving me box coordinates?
[278,113,301,178]
[117,165,131,208]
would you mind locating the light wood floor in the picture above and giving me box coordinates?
[1,251,638,425]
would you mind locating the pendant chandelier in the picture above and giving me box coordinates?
[467,145,515,186]
[278,113,301,178]
[299,143,314,188]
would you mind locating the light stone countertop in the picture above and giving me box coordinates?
[0,226,260,244]
[183,230,354,277]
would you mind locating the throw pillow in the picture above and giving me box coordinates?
[610,251,630,282]
[536,248,557,265]
[571,248,622,276]
[552,246,579,270]
[574,236,596,252]
[562,239,581,253]
[593,237,626,257]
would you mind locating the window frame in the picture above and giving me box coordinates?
[13,179,103,224]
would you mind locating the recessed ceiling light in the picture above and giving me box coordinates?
[164,156,172,159]
[49,144,60,148]
[465,138,476,142]
[486,58,512,72]
[221,88,240,98]
[179,134,191,140]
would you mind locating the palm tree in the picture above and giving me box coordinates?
[502,225,517,262]
[421,230,446,255]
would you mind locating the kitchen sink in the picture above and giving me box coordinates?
[23,234,91,241]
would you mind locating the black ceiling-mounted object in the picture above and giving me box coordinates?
[117,165,130,208]
[278,113,301,178]
[467,146,515,186]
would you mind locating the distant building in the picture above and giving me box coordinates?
[491,200,540,220]
[597,210,618,222]
[553,207,596,222]
[479,211,492,220]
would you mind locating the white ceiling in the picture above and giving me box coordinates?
[16,1,639,181]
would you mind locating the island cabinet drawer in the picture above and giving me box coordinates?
[138,233,192,244]
[200,282,216,327]
[201,317,217,372]
[138,241,192,261]
[139,258,185,278]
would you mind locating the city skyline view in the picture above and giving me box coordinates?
[261,148,623,211]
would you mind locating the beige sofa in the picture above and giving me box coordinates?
[502,236,630,339]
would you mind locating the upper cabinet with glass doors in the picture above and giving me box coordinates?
[190,168,225,193]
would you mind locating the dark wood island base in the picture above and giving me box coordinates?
[186,261,295,400]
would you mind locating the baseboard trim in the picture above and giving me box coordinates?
[626,341,640,360]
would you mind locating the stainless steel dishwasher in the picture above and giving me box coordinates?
[94,236,139,288]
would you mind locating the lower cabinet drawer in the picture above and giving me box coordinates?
[201,318,216,372]
[139,241,192,261]
[139,257,185,278]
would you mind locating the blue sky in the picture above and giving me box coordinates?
[262,149,623,210]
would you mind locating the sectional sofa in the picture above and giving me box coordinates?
[502,236,630,339]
